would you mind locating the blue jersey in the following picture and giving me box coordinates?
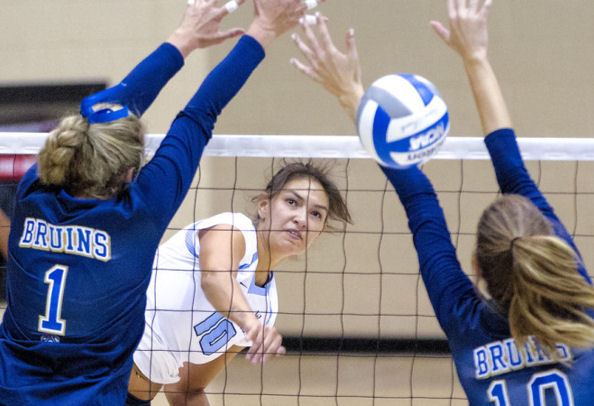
[0,35,265,405]
[382,129,594,406]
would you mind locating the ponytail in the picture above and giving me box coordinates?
[476,194,594,357]
[508,236,594,355]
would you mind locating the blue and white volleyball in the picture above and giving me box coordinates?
[356,74,449,169]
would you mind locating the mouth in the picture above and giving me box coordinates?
[286,229,303,241]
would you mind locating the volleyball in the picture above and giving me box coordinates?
[356,74,449,169]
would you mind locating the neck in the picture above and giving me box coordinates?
[255,227,283,286]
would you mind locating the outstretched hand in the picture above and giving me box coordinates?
[168,0,247,58]
[244,321,286,364]
[247,0,315,48]
[430,0,492,62]
[290,15,364,120]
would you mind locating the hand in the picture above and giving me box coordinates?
[167,0,247,58]
[247,0,311,48]
[290,15,364,120]
[244,321,286,364]
[430,0,492,63]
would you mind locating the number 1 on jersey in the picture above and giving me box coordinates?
[488,380,510,406]
[38,265,68,336]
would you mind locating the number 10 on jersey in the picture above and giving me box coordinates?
[38,265,68,336]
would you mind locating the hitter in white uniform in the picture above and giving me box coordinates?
[134,212,278,379]
[128,162,351,405]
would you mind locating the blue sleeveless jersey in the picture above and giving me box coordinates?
[382,129,594,405]
[0,35,265,405]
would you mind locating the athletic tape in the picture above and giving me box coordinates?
[224,0,239,13]
[304,14,317,25]
[305,0,318,10]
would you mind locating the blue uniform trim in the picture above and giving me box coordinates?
[185,229,199,259]
[248,271,273,297]
[239,251,258,270]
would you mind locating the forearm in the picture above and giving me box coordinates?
[381,165,473,325]
[80,43,184,118]
[137,36,264,220]
[246,22,277,50]
[182,35,265,125]
[463,56,512,136]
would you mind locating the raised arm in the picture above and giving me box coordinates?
[80,0,246,122]
[430,0,510,135]
[137,0,308,226]
[290,17,476,332]
[432,0,588,281]
[199,225,285,363]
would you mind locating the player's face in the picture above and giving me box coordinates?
[258,176,329,258]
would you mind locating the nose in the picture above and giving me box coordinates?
[293,207,307,229]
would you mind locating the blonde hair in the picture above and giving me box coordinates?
[38,107,145,198]
[476,194,594,356]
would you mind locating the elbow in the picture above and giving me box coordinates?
[200,272,218,293]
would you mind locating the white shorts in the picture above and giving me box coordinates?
[133,320,183,385]
[133,308,252,385]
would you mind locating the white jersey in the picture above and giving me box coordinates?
[133,212,278,384]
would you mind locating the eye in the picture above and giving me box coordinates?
[311,210,322,219]
[287,198,296,206]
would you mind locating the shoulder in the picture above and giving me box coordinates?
[197,212,254,231]
[198,215,248,253]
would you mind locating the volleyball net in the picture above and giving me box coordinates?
[1,133,593,405]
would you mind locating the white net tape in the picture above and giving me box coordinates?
[4,133,594,160]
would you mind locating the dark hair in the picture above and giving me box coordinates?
[476,194,594,355]
[253,161,352,227]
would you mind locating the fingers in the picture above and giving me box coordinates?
[245,325,284,364]
[481,0,493,15]
[305,0,318,10]
[290,57,323,83]
[301,15,320,53]
[316,14,335,53]
[455,0,465,16]
[345,28,361,81]
[447,0,457,21]
[429,20,450,44]
[214,0,245,18]
[190,0,244,17]
[452,0,491,16]
[468,0,480,13]
[261,328,283,363]
[224,0,240,14]
[292,31,318,63]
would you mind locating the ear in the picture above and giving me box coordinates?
[257,197,270,221]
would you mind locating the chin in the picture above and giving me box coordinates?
[275,242,304,257]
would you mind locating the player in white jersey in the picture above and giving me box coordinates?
[128,162,351,405]
[135,212,278,371]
